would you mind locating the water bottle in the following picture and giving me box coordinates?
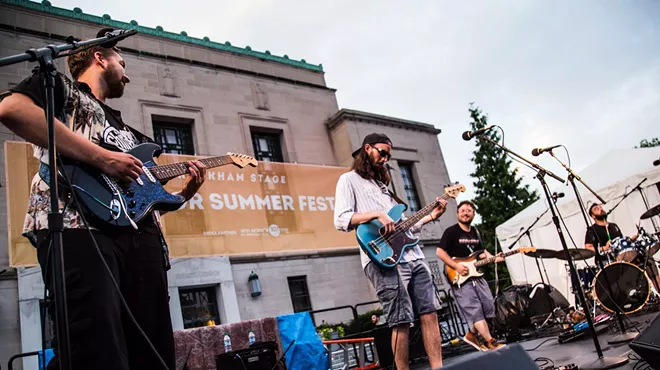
[223,332,232,352]
[248,329,256,345]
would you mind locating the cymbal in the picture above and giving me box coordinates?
[525,249,559,259]
[555,249,595,261]
[640,204,660,220]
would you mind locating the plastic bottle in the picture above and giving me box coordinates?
[248,329,256,345]
[223,332,232,352]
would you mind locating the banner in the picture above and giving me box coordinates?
[5,142,357,267]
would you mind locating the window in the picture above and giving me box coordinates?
[398,162,421,213]
[152,116,195,155]
[251,130,284,162]
[179,286,220,329]
[287,276,312,313]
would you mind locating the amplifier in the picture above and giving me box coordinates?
[215,342,279,370]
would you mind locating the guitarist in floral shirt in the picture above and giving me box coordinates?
[0,28,206,370]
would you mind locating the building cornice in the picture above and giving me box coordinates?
[326,108,441,135]
[0,0,324,72]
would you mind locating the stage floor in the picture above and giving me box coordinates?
[410,310,658,370]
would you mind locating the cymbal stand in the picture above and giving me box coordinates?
[635,182,660,234]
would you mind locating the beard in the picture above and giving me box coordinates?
[103,68,125,99]
[594,213,607,221]
[458,217,474,227]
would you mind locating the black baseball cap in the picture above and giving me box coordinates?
[352,133,393,158]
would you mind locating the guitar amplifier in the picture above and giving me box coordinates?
[215,341,280,370]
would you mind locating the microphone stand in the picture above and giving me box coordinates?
[475,135,627,369]
[605,178,647,219]
[549,151,637,346]
[0,29,137,370]
[507,208,552,284]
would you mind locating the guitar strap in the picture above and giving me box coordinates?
[473,225,485,252]
[387,188,409,209]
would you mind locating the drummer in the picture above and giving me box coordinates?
[584,203,637,265]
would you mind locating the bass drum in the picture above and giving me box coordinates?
[593,262,650,314]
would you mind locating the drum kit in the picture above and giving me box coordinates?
[525,204,660,317]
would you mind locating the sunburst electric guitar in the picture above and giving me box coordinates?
[445,247,536,287]
[356,183,466,268]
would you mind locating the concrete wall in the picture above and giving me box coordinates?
[231,254,379,327]
[0,278,22,370]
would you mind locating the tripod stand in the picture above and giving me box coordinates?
[548,151,638,345]
[0,29,137,370]
[473,134,627,369]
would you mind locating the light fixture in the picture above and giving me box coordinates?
[248,271,261,297]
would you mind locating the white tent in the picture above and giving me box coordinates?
[496,147,660,306]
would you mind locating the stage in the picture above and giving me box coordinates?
[410,310,658,370]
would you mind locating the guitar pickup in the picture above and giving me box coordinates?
[368,241,381,254]
[381,257,396,265]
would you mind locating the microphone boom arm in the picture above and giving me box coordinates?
[0,29,137,67]
[477,135,565,183]
[549,151,606,204]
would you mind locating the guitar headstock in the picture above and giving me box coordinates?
[227,152,258,168]
[444,183,467,199]
[518,247,537,254]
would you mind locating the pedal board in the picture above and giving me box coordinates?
[558,316,611,344]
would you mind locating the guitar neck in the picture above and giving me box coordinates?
[474,249,520,268]
[398,193,452,231]
[150,155,234,181]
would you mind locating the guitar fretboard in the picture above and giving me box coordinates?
[474,249,521,267]
[149,155,234,181]
[397,193,452,231]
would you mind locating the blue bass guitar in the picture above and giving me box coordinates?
[49,143,257,228]
[356,183,465,268]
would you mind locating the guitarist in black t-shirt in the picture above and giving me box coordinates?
[436,200,505,352]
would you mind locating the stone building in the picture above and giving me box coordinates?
[0,1,457,368]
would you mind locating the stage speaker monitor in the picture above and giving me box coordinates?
[629,311,660,370]
[442,343,537,370]
[215,342,279,370]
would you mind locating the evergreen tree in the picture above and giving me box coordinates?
[467,104,539,293]
[635,137,660,148]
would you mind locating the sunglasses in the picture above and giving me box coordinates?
[371,146,391,160]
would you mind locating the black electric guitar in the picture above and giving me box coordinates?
[45,143,257,228]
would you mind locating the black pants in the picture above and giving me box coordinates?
[37,228,175,370]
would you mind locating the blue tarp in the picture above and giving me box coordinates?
[39,349,54,370]
[277,312,327,370]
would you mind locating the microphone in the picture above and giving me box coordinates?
[462,125,495,141]
[654,158,660,166]
[97,28,138,48]
[531,145,561,156]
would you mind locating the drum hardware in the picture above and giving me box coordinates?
[640,204,660,220]
[554,248,595,261]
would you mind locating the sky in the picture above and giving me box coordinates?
[50,0,660,203]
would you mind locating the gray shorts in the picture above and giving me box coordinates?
[452,277,495,326]
[364,259,440,328]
